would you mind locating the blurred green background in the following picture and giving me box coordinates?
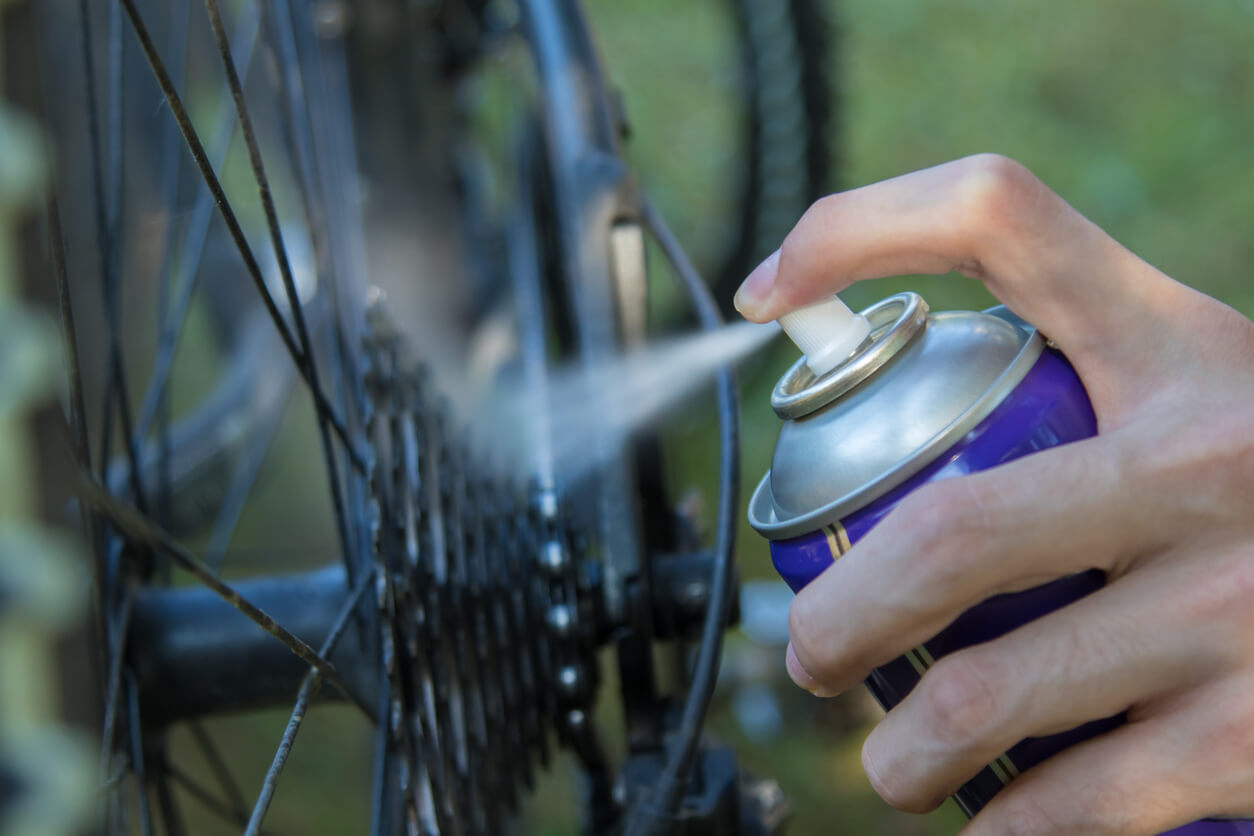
[11,1,1254,834]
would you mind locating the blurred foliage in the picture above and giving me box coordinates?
[0,12,95,831]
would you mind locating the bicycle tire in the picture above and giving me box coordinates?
[715,0,836,314]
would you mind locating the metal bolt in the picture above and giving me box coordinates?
[535,488,558,520]
[612,777,627,806]
[546,604,574,638]
[539,540,566,575]
[679,580,708,608]
[556,665,581,700]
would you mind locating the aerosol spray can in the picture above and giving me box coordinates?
[747,291,1254,835]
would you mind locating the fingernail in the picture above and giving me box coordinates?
[786,642,836,698]
[734,250,780,318]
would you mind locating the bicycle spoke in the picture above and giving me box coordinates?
[98,592,132,834]
[95,0,121,476]
[243,567,375,836]
[153,756,188,836]
[240,676,325,833]
[290,13,372,513]
[265,0,326,261]
[152,0,191,309]
[264,0,351,357]
[46,194,92,479]
[74,472,368,713]
[100,761,133,836]
[76,0,149,512]
[102,0,148,512]
[126,670,155,836]
[275,0,365,386]
[204,376,294,573]
[267,0,353,472]
[98,762,127,795]
[203,0,359,588]
[294,8,369,315]
[117,0,365,471]
[98,594,133,779]
[264,0,374,587]
[47,192,111,649]
[369,665,394,836]
[152,0,190,533]
[135,4,261,442]
[186,722,248,818]
[162,759,264,833]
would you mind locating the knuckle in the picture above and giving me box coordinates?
[907,480,987,541]
[774,195,838,295]
[776,230,804,270]
[895,482,991,588]
[1223,730,1254,785]
[1174,544,1254,643]
[795,194,838,233]
[1196,687,1254,771]
[776,227,819,289]
[1220,554,1254,636]
[919,653,1006,747]
[1153,407,1254,524]
[779,198,829,261]
[1215,413,1254,495]
[952,153,1041,237]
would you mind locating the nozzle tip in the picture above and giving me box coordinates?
[778,295,871,377]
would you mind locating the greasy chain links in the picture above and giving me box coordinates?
[362,307,602,835]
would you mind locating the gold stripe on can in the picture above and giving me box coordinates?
[818,517,1023,786]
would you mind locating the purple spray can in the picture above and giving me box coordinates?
[747,291,1253,835]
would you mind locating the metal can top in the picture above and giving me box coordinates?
[748,292,1044,540]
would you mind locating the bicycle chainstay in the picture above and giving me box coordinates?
[361,308,604,835]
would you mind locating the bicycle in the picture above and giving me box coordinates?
[6,0,833,833]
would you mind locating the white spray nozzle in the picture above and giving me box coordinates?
[778,294,871,377]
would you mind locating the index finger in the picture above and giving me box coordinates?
[733,154,1185,413]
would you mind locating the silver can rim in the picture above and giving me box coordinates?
[771,292,930,418]
[748,313,1045,540]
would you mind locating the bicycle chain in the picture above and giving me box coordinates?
[361,306,602,835]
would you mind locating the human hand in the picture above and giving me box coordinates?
[736,154,1254,835]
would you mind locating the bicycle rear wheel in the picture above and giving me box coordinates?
[37,0,383,831]
[30,1,742,834]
